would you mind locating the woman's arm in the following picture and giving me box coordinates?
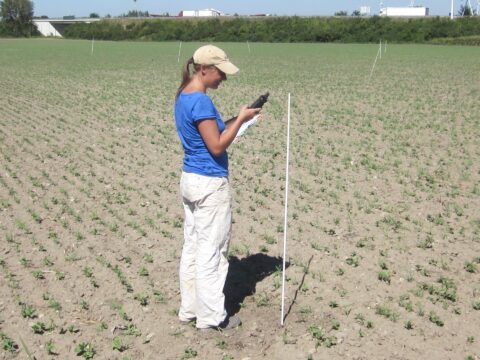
[224,116,237,129]
[198,106,260,157]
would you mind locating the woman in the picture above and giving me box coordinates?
[174,45,261,330]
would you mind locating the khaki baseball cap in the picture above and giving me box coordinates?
[193,45,239,75]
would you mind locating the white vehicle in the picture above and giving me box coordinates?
[379,1,429,17]
[379,6,429,16]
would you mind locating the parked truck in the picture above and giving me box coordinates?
[379,6,429,17]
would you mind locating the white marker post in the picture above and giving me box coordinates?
[177,41,182,63]
[379,40,382,60]
[91,36,94,56]
[368,43,382,82]
[280,93,291,326]
[247,40,251,54]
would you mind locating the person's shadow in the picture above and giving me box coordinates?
[224,253,286,315]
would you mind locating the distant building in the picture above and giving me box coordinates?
[178,9,224,17]
[360,6,371,16]
[379,6,429,17]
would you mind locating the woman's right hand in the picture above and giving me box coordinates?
[237,105,261,123]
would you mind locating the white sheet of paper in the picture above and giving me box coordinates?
[235,115,260,140]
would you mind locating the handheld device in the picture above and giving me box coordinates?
[249,92,269,109]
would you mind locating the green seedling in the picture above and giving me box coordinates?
[75,342,95,359]
[429,311,444,326]
[153,290,167,304]
[375,304,399,322]
[255,292,270,307]
[113,265,133,292]
[329,300,338,308]
[43,257,54,266]
[20,257,32,267]
[378,270,391,284]
[32,321,52,334]
[345,252,361,267]
[124,324,141,337]
[112,337,129,352]
[464,262,477,273]
[46,340,57,355]
[216,339,227,350]
[1,332,18,353]
[308,324,337,348]
[97,322,108,331]
[32,270,45,280]
[134,293,149,306]
[418,233,434,249]
[182,346,198,359]
[21,303,37,319]
[138,266,149,277]
[83,266,94,278]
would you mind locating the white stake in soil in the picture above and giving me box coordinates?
[177,41,182,63]
[281,93,291,326]
[368,43,382,82]
[91,37,94,55]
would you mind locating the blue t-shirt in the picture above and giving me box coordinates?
[174,92,228,177]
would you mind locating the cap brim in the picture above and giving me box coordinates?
[215,61,239,75]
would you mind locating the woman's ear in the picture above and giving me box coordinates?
[199,64,209,75]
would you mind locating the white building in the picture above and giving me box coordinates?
[360,6,371,16]
[179,9,224,17]
[379,6,429,17]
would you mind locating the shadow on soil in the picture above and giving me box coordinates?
[224,253,287,316]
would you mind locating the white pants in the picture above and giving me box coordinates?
[179,171,231,329]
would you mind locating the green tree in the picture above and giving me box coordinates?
[89,12,100,18]
[0,0,34,36]
[458,4,474,16]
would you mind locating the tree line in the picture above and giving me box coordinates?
[1,0,480,44]
[62,16,480,43]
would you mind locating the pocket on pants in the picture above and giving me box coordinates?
[181,172,230,207]
[200,177,231,208]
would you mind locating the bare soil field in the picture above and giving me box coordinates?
[0,39,479,359]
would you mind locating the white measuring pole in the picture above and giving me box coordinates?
[91,36,94,55]
[379,40,382,60]
[368,44,381,82]
[247,40,251,54]
[280,93,291,326]
[177,41,182,63]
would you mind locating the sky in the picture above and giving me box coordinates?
[33,1,465,18]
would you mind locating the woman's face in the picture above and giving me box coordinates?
[204,66,227,89]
